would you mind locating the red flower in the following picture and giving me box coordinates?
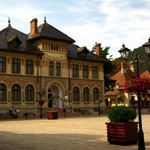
[124,77,150,93]
[38,100,45,106]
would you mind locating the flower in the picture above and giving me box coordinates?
[124,77,150,93]
[38,100,45,106]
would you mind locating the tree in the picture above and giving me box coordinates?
[128,46,150,72]
[92,43,116,91]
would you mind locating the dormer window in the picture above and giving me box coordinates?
[7,35,22,50]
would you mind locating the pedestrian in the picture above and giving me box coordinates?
[9,107,18,118]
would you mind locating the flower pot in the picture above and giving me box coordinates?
[105,122,138,145]
[46,111,58,119]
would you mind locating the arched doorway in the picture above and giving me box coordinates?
[47,84,63,109]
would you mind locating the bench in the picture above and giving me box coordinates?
[0,112,11,119]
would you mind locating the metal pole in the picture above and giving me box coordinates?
[135,54,145,150]
[98,102,101,116]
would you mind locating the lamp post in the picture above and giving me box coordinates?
[118,39,150,150]
[37,91,45,119]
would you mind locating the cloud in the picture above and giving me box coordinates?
[0,0,150,58]
[0,1,54,32]
[62,0,150,58]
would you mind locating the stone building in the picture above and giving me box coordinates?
[0,18,106,116]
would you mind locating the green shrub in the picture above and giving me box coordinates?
[108,106,137,123]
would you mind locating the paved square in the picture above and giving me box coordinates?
[0,115,150,150]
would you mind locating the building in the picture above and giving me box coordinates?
[0,18,106,116]
[105,61,150,110]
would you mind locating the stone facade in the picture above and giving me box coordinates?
[0,18,106,116]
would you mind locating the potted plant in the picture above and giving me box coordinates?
[46,95,59,119]
[105,105,138,145]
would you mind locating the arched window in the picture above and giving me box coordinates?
[25,85,34,101]
[93,87,100,102]
[12,84,21,101]
[0,83,6,101]
[83,87,90,101]
[73,86,80,102]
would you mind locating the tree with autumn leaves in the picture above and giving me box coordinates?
[124,77,150,93]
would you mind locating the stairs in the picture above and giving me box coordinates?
[56,107,80,118]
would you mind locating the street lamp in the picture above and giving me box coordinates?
[37,91,45,119]
[118,39,150,150]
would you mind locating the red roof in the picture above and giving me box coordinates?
[105,64,150,96]
[140,70,150,78]
[111,68,135,87]
[105,89,120,96]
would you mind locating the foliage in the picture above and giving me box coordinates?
[117,96,125,104]
[128,46,150,72]
[92,43,116,91]
[124,77,150,93]
[112,57,124,75]
[108,106,137,123]
[48,95,59,108]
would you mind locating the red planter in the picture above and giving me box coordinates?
[46,111,58,119]
[105,122,138,145]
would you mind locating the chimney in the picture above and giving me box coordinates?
[121,62,127,74]
[30,18,38,35]
[95,43,101,56]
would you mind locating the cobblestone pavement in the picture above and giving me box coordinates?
[0,114,150,150]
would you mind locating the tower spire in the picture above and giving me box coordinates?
[44,16,47,23]
[8,17,11,27]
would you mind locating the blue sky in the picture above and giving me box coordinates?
[0,0,150,58]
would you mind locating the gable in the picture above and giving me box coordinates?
[7,35,22,50]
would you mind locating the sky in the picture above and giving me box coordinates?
[0,0,150,58]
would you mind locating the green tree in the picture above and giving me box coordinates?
[92,43,116,91]
[128,46,150,72]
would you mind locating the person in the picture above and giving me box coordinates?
[9,107,14,116]
[16,109,20,116]
[9,107,18,118]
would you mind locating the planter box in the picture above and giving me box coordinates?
[47,111,58,119]
[105,122,138,145]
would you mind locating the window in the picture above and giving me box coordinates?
[26,60,33,74]
[25,85,34,101]
[54,45,58,51]
[51,45,59,51]
[49,61,54,76]
[12,58,20,73]
[73,87,80,102]
[0,83,6,101]
[83,87,90,101]
[92,66,98,79]
[83,65,89,78]
[0,57,6,72]
[72,64,79,78]
[93,87,100,102]
[56,62,61,76]
[12,84,21,101]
